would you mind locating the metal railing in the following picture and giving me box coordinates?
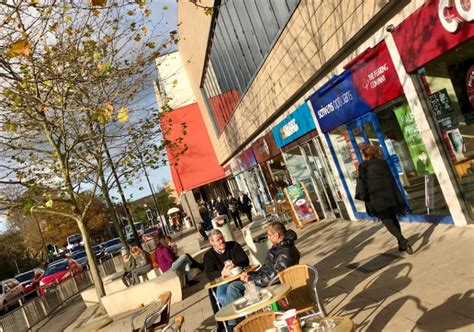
[0,256,120,332]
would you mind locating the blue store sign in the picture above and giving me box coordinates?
[272,103,316,148]
[307,70,371,133]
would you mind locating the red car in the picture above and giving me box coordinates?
[39,259,82,294]
[15,268,44,296]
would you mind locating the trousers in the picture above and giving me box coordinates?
[381,214,406,245]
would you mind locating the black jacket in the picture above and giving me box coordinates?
[239,194,252,213]
[214,200,228,215]
[203,241,250,281]
[356,159,408,218]
[249,230,300,288]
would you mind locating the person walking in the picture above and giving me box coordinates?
[213,196,228,217]
[227,193,243,229]
[239,191,253,222]
[355,144,413,254]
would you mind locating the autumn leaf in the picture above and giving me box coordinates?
[8,40,31,57]
[141,27,148,34]
[93,51,101,61]
[45,199,53,208]
[117,106,129,122]
[30,0,39,5]
[4,122,18,132]
[92,9,100,17]
[145,42,156,49]
[134,34,141,42]
[163,5,168,10]
[204,8,214,16]
[89,0,107,6]
[144,9,151,17]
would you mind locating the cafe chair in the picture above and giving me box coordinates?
[233,311,275,332]
[271,264,326,318]
[161,315,185,332]
[131,291,172,332]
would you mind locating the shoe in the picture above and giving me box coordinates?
[405,242,414,255]
[186,279,200,287]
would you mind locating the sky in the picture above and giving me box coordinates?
[0,0,178,232]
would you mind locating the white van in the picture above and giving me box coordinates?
[66,233,83,251]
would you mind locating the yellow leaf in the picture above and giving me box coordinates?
[89,0,106,6]
[106,101,114,112]
[8,40,30,57]
[30,0,39,5]
[134,34,141,42]
[4,122,18,132]
[92,8,100,16]
[141,27,148,34]
[45,199,53,208]
[117,106,129,122]
[144,9,151,17]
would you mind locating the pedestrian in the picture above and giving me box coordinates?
[227,193,243,229]
[355,144,413,254]
[121,249,136,287]
[155,236,200,287]
[239,191,253,222]
[130,245,152,284]
[213,196,228,217]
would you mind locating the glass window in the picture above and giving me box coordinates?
[417,38,474,219]
[202,0,300,133]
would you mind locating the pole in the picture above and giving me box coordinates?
[33,213,49,261]
[175,170,197,229]
[134,141,168,235]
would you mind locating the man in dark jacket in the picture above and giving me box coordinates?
[213,196,228,216]
[238,191,253,222]
[241,221,299,287]
[204,229,249,328]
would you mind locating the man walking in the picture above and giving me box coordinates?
[239,191,253,222]
[227,193,243,229]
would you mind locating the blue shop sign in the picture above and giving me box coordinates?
[307,70,371,133]
[272,103,316,148]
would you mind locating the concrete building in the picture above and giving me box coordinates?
[172,0,473,226]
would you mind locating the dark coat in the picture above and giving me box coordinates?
[239,194,252,213]
[356,159,408,218]
[214,200,228,216]
[249,230,300,288]
[203,241,250,281]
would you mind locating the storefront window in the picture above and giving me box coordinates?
[267,154,292,194]
[418,38,474,219]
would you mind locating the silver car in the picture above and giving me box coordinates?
[0,279,24,313]
[103,238,124,257]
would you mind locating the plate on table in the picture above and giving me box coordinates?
[232,289,273,313]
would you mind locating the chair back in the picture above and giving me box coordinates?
[159,291,172,324]
[278,264,325,317]
[234,311,275,332]
[162,315,185,332]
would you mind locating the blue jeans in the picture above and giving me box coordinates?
[169,255,193,281]
[216,281,245,326]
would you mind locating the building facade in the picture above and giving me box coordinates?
[176,0,473,226]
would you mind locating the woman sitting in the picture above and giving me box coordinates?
[165,235,204,271]
[121,248,136,287]
[155,236,199,287]
[130,245,152,284]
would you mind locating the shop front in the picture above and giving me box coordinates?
[272,103,346,220]
[309,41,452,223]
[392,0,474,223]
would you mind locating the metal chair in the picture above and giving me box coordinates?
[233,311,275,332]
[271,264,325,317]
[161,315,185,332]
[131,291,172,332]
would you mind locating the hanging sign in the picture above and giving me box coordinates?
[272,103,316,148]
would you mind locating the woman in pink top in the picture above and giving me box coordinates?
[155,236,199,286]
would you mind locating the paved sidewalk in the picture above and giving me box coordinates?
[169,218,474,331]
[66,218,474,331]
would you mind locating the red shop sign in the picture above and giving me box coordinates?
[349,41,404,109]
[392,0,474,73]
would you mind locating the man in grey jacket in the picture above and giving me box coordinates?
[240,221,299,287]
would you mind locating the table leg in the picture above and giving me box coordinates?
[211,288,228,332]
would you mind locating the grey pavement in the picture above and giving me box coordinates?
[64,218,474,331]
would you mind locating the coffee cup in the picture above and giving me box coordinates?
[282,309,298,331]
[230,266,242,275]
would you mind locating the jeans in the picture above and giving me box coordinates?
[132,264,152,284]
[216,281,245,326]
[230,211,243,229]
[169,255,193,281]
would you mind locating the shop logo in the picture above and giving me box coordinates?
[362,63,389,89]
[317,91,353,119]
[438,0,474,33]
[280,119,299,139]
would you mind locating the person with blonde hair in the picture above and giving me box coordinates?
[355,144,413,254]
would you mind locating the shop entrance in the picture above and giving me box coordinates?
[284,138,343,220]
[342,109,451,222]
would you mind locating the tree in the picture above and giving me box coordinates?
[0,0,174,300]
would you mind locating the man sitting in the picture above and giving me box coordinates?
[204,229,249,328]
[241,221,299,287]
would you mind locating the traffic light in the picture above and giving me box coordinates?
[146,209,153,221]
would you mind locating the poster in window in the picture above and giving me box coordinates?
[284,182,318,228]
[394,104,434,175]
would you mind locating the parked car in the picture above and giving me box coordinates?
[142,226,160,242]
[92,244,104,260]
[102,238,124,257]
[72,251,88,269]
[0,279,24,313]
[14,268,44,296]
[39,258,82,295]
[66,233,83,251]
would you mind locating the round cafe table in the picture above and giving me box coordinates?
[215,283,292,322]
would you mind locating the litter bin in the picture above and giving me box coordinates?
[211,215,235,242]
[184,216,192,229]
[242,219,272,266]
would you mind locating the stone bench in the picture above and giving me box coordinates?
[100,272,182,317]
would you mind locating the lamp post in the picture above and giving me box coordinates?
[33,213,49,261]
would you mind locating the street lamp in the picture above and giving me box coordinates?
[33,213,49,261]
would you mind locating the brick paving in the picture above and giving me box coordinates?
[64,217,474,331]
